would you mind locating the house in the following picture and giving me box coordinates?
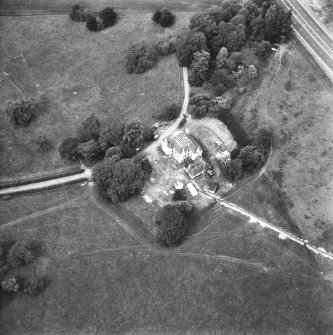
[184,156,207,179]
[161,131,202,164]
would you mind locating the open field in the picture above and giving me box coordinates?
[1,185,333,334]
[0,13,185,177]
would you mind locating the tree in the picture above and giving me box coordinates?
[35,134,52,153]
[24,274,45,296]
[254,40,271,57]
[190,104,208,119]
[155,202,194,247]
[98,121,123,153]
[6,99,38,127]
[105,146,123,160]
[238,145,266,172]
[58,137,80,161]
[220,158,243,181]
[176,31,208,67]
[190,50,211,80]
[93,157,148,202]
[216,47,228,69]
[126,41,158,74]
[99,7,117,27]
[188,70,205,87]
[6,241,33,268]
[122,120,144,149]
[77,114,100,143]
[134,155,153,177]
[154,34,177,55]
[69,4,82,21]
[213,83,226,96]
[152,8,175,27]
[1,277,20,293]
[86,15,99,31]
[189,12,218,39]
[78,139,101,163]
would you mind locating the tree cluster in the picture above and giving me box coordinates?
[126,41,158,74]
[93,155,152,202]
[220,145,266,181]
[59,115,146,163]
[69,5,117,31]
[157,103,182,121]
[152,8,175,27]
[155,202,195,247]
[6,241,33,268]
[175,0,292,89]
[6,98,39,127]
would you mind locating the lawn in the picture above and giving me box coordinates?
[1,185,333,335]
[0,13,184,177]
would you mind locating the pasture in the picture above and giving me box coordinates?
[1,184,333,334]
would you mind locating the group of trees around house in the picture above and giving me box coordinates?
[69,5,117,31]
[58,115,151,164]
[175,0,292,92]
[0,241,45,296]
[155,201,195,247]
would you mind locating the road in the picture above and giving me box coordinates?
[278,0,333,75]
[144,67,189,155]
[0,168,92,196]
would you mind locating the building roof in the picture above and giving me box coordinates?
[167,131,200,154]
[185,157,206,179]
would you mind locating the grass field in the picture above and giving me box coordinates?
[1,185,333,335]
[0,13,187,177]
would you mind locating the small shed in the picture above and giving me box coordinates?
[187,183,199,197]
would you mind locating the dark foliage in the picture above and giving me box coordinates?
[35,134,52,153]
[188,70,205,87]
[220,158,243,181]
[143,127,155,142]
[86,16,99,31]
[230,147,241,160]
[238,145,266,172]
[93,157,150,202]
[98,121,124,153]
[154,34,177,55]
[69,4,81,21]
[119,141,138,158]
[134,155,153,177]
[176,31,208,67]
[24,275,45,296]
[6,99,38,127]
[99,7,117,27]
[105,146,123,160]
[254,40,271,57]
[6,241,33,268]
[173,188,187,201]
[77,115,100,143]
[122,120,144,149]
[58,137,80,161]
[152,7,175,27]
[256,128,272,150]
[155,202,194,247]
[1,277,20,293]
[213,83,227,96]
[78,139,101,163]
[126,41,157,74]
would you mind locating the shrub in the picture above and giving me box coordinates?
[35,134,52,153]
[58,137,80,161]
[86,15,99,31]
[6,241,33,268]
[105,146,123,160]
[122,119,144,149]
[77,114,100,143]
[152,8,175,27]
[154,34,177,55]
[213,83,226,96]
[173,188,187,201]
[126,41,158,74]
[155,202,194,247]
[24,275,45,296]
[6,99,38,127]
[78,139,101,163]
[220,158,243,181]
[99,7,117,27]
[69,4,81,21]
[1,277,20,293]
